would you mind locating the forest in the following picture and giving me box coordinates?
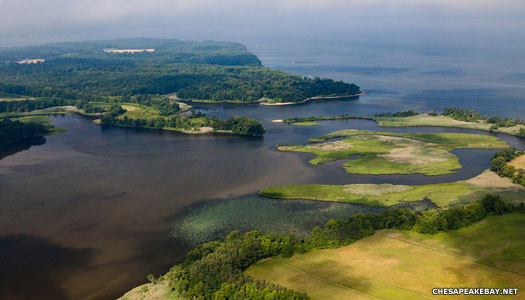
[0,38,360,103]
[162,194,523,300]
[0,118,49,147]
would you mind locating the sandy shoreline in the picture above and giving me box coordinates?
[260,92,366,106]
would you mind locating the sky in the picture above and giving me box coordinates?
[1,0,524,46]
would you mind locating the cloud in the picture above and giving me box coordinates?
[0,0,523,39]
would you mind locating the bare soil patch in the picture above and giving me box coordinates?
[277,145,298,151]
[0,98,25,102]
[121,105,139,111]
[17,58,45,64]
[306,140,353,151]
[508,155,525,170]
[118,280,171,300]
[379,146,451,164]
[466,170,522,188]
[343,184,413,196]
[198,126,214,133]
[104,49,155,53]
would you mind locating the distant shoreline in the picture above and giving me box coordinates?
[260,92,366,106]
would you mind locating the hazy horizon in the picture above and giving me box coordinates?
[1,0,524,49]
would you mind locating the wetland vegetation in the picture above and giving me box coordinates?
[278,130,508,176]
[259,171,524,207]
[292,121,320,126]
[283,108,525,137]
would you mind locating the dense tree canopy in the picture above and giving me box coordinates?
[0,38,360,104]
[0,118,49,147]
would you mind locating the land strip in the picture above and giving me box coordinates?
[280,113,525,137]
[259,170,524,207]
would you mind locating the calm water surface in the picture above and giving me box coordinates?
[1,41,525,299]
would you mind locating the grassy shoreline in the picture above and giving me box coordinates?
[293,121,320,126]
[260,93,366,106]
[259,170,524,207]
[281,113,525,137]
[171,93,366,105]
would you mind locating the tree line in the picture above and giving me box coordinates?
[443,107,525,132]
[0,65,360,103]
[0,98,73,113]
[0,118,49,147]
[161,194,523,300]
[373,110,420,117]
[490,148,525,186]
[0,38,262,66]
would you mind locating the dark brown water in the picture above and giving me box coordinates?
[1,110,524,300]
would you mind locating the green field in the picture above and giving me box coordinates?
[246,213,525,300]
[259,170,525,207]
[279,130,507,176]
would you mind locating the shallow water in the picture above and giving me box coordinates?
[169,194,437,246]
[1,39,525,299]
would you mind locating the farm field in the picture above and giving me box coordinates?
[246,213,525,300]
